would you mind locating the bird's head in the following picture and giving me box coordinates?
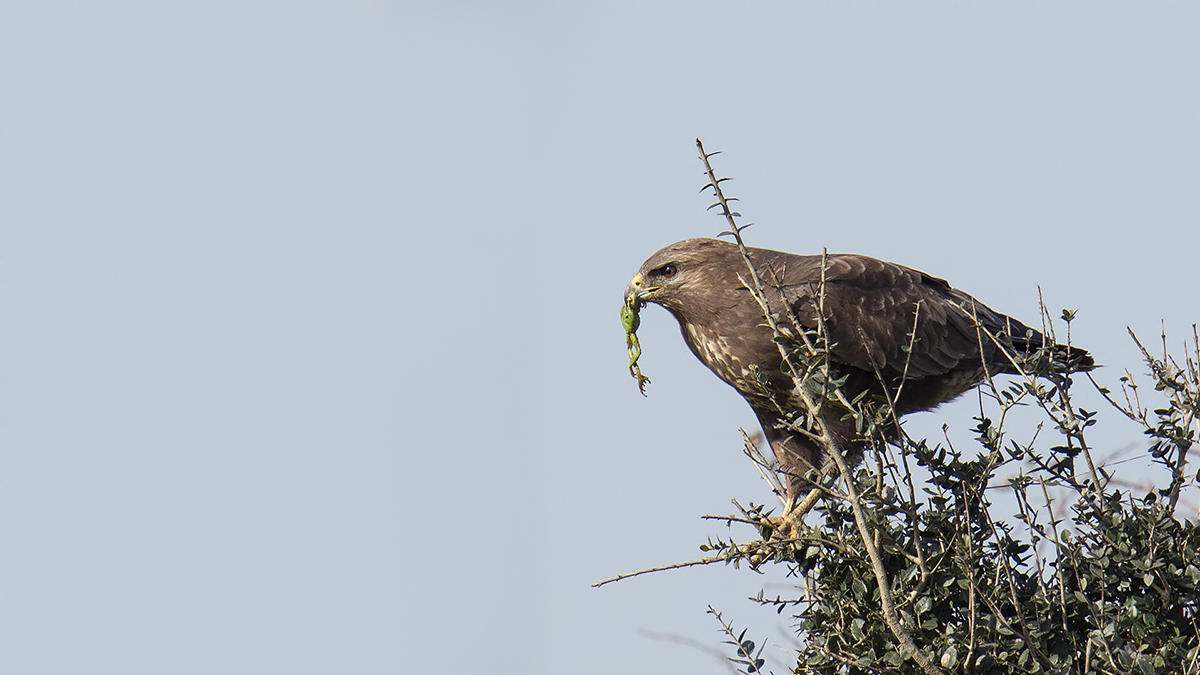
[625,238,740,317]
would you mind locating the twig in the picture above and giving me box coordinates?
[740,429,789,503]
[708,606,771,675]
[696,138,945,675]
[593,555,728,588]
[965,299,1105,497]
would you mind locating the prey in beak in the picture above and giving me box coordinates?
[621,274,652,395]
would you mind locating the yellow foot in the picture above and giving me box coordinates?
[759,515,800,541]
[760,489,822,540]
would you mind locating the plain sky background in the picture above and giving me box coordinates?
[3,3,1198,674]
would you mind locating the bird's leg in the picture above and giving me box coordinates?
[763,469,832,541]
[755,435,832,541]
[785,488,824,522]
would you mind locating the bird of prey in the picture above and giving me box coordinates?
[625,238,1093,506]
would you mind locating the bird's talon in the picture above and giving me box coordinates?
[761,514,801,541]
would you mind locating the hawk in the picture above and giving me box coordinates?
[626,238,1094,505]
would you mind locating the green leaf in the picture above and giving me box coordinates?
[852,578,867,600]
[940,645,958,669]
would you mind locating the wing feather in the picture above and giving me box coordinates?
[755,251,1003,379]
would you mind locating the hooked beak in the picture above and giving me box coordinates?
[625,273,660,305]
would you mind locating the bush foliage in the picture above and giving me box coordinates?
[710,318,1200,675]
[620,143,1200,675]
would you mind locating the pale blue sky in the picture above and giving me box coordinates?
[2,3,1197,674]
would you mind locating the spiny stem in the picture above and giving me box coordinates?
[696,138,944,675]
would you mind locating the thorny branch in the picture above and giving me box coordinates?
[697,138,946,675]
[601,141,1200,675]
[592,555,728,588]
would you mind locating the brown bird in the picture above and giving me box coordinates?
[626,238,1093,507]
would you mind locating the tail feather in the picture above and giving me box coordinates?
[1054,343,1095,372]
[1006,328,1095,374]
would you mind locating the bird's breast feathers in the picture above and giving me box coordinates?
[683,323,762,395]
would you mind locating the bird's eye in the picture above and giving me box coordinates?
[659,264,677,279]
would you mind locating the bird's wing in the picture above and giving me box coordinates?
[761,253,996,379]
